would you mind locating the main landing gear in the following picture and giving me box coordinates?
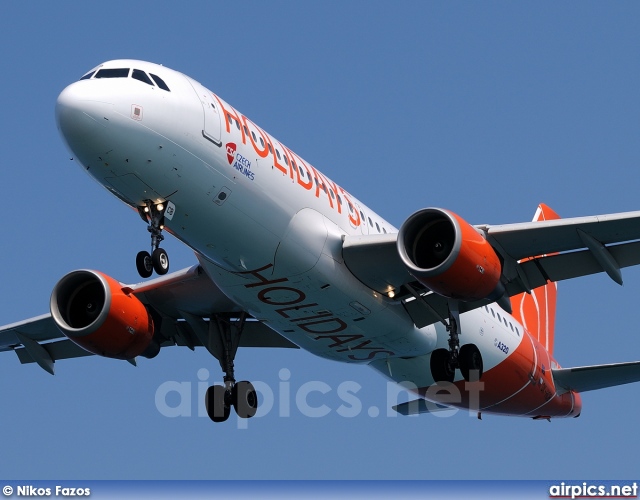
[204,313,258,423]
[430,302,483,383]
[136,201,170,278]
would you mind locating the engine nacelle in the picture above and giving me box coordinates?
[50,270,157,360]
[397,208,503,301]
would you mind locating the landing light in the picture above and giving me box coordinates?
[388,290,396,298]
[143,207,149,213]
[157,203,164,212]
[160,225,164,230]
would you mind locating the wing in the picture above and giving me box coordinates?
[0,265,298,374]
[343,209,640,328]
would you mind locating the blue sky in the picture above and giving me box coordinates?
[2,1,640,480]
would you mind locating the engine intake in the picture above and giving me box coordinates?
[50,270,158,359]
[398,208,504,301]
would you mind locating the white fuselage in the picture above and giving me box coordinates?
[56,60,538,413]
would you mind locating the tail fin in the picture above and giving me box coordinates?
[509,204,560,355]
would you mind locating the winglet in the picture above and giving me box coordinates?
[533,203,561,221]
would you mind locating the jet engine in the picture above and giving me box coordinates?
[50,270,159,359]
[397,208,504,302]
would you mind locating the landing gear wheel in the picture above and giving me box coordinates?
[136,251,153,278]
[205,385,230,423]
[459,344,483,382]
[233,381,258,418]
[430,348,455,383]
[152,248,170,275]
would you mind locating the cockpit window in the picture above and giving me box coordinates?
[79,71,96,80]
[95,68,130,79]
[150,73,170,92]
[132,69,154,86]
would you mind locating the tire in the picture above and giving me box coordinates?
[152,248,170,275]
[205,385,230,423]
[459,344,483,382]
[136,251,153,278]
[430,348,455,383]
[233,381,258,418]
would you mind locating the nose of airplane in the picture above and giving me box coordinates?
[55,81,114,161]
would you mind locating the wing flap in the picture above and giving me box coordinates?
[174,320,299,349]
[506,241,640,296]
[15,339,94,365]
[486,210,640,261]
[552,361,640,395]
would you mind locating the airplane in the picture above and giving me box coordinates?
[2,59,640,423]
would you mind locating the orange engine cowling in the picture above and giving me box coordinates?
[50,270,158,360]
[397,208,504,301]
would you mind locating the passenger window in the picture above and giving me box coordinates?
[95,68,130,78]
[368,217,373,227]
[383,228,387,234]
[276,149,282,160]
[491,309,495,318]
[132,69,154,86]
[150,73,170,91]
[375,222,380,232]
[497,312,501,322]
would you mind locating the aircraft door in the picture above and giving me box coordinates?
[188,79,222,146]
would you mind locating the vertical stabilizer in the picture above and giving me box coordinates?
[509,204,560,355]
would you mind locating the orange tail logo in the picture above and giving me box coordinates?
[509,204,559,355]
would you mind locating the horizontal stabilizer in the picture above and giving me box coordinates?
[553,361,640,395]
[393,399,454,416]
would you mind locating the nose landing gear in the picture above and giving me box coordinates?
[136,201,170,278]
